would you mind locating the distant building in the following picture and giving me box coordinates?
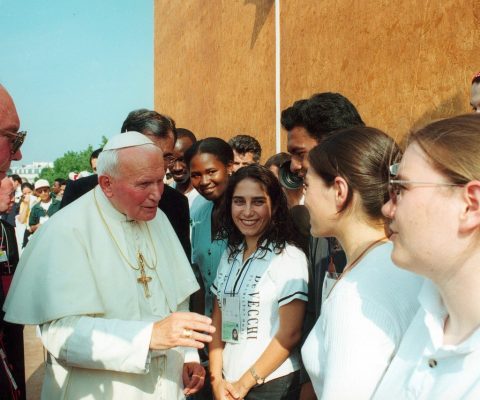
[9,161,53,183]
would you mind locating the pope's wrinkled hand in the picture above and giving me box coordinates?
[149,311,215,350]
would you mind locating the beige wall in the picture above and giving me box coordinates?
[154,0,276,159]
[155,0,479,158]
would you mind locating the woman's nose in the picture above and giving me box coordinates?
[381,198,395,219]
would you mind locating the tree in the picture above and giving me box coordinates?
[38,137,107,184]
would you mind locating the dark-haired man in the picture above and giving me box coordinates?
[228,134,262,172]
[282,92,364,400]
[283,93,364,179]
[89,148,102,173]
[169,128,199,207]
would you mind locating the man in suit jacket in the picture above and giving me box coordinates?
[61,109,191,260]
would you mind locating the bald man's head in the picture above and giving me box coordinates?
[0,85,22,179]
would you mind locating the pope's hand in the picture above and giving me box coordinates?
[149,312,215,350]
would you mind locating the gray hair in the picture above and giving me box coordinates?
[96,148,120,178]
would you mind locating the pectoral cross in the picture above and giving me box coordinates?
[137,252,152,298]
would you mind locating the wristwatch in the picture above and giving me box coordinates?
[249,366,265,385]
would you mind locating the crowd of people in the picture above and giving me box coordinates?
[0,73,479,400]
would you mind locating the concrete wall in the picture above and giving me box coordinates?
[155,0,480,159]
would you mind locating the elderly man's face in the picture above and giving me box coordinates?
[0,86,22,179]
[0,177,15,213]
[104,146,165,221]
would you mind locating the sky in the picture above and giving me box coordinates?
[0,0,153,166]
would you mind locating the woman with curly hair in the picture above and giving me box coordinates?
[209,164,308,400]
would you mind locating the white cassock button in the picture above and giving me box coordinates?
[428,359,437,368]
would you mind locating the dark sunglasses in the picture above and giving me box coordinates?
[0,130,27,155]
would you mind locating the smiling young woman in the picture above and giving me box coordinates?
[209,165,308,400]
[186,138,234,318]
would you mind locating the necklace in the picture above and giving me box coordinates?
[94,189,157,298]
[328,236,387,297]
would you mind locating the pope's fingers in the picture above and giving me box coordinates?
[184,321,216,335]
[184,331,213,343]
[170,311,212,325]
[178,334,212,349]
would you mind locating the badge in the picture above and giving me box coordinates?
[0,251,8,263]
[221,296,240,343]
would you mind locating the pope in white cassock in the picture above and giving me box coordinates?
[3,132,215,399]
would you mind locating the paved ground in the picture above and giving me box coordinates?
[24,325,44,400]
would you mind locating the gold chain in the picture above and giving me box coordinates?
[93,189,157,271]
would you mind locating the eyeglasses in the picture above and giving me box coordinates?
[388,179,464,204]
[36,187,50,194]
[0,130,27,155]
[163,154,176,166]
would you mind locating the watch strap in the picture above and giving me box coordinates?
[249,366,265,385]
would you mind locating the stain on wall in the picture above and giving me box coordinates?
[155,1,479,158]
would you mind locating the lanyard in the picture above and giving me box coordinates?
[224,247,259,296]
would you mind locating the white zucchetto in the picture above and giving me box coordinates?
[103,131,154,151]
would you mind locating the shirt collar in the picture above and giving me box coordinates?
[237,240,274,262]
[419,279,480,354]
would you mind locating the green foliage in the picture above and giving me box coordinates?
[38,145,95,184]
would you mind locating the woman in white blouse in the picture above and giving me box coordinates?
[374,114,480,399]
[301,126,423,399]
[209,164,308,399]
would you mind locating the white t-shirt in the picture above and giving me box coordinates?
[373,279,480,400]
[211,243,308,383]
[302,241,423,400]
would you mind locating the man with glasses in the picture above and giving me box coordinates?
[0,84,25,400]
[0,85,24,180]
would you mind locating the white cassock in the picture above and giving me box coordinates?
[3,185,200,400]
